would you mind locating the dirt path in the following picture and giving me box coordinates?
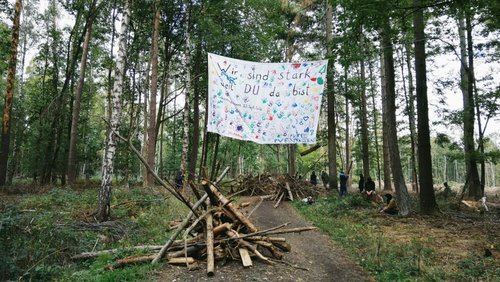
[156,197,372,281]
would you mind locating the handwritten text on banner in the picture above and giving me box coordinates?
[207,53,328,144]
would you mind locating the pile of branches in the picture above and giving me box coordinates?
[71,170,316,276]
[238,173,326,202]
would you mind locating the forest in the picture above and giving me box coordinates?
[0,0,499,281]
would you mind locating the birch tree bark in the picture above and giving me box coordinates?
[97,0,130,222]
[180,1,192,188]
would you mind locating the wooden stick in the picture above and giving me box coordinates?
[218,223,289,243]
[71,245,163,260]
[254,240,283,259]
[285,182,294,201]
[247,196,264,219]
[109,255,196,270]
[215,166,230,184]
[274,191,285,208]
[260,226,317,236]
[245,236,287,242]
[206,182,258,233]
[226,229,273,264]
[113,130,197,214]
[110,254,157,269]
[206,202,215,276]
[299,144,321,156]
[152,194,208,264]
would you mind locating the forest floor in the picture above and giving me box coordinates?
[154,196,374,282]
[1,183,499,281]
[155,187,500,281]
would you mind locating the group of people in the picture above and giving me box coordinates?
[309,170,398,215]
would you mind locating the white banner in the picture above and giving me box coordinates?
[207,53,327,144]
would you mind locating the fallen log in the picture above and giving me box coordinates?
[299,144,321,156]
[71,245,164,260]
[206,202,215,276]
[109,253,196,269]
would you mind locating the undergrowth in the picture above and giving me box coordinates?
[293,193,500,281]
[0,186,187,281]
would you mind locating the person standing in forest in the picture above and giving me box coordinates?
[321,171,329,189]
[358,173,365,193]
[175,170,183,190]
[365,176,375,192]
[310,171,318,185]
[339,170,348,197]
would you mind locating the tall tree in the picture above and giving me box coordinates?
[67,0,99,184]
[180,0,192,187]
[359,33,370,180]
[381,15,410,216]
[403,41,419,192]
[145,0,160,186]
[458,5,481,199]
[413,0,437,214]
[97,0,130,222]
[380,52,392,191]
[0,0,22,186]
[325,0,337,191]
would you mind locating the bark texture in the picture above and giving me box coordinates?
[97,0,130,221]
[0,0,22,186]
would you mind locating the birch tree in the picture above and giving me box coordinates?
[97,0,130,222]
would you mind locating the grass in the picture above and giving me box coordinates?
[293,193,500,281]
[2,185,499,281]
[0,185,188,281]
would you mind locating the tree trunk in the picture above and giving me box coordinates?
[368,61,382,190]
[96,0,130,222]
[359,34,370,180]
[145,0,160,186]
[413,0,437,214]
[325,2,338,191]
[0,0,22,186]
[458,8,481,199]
[180,1,192,188]
[67,2,96,184]
[141,55,151,186]
[404,41,419,193]
[188,41,202,182]
[7,5,28,185]
[344,67,351,187]
[380,52,392,191]
[381,18,411,216]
